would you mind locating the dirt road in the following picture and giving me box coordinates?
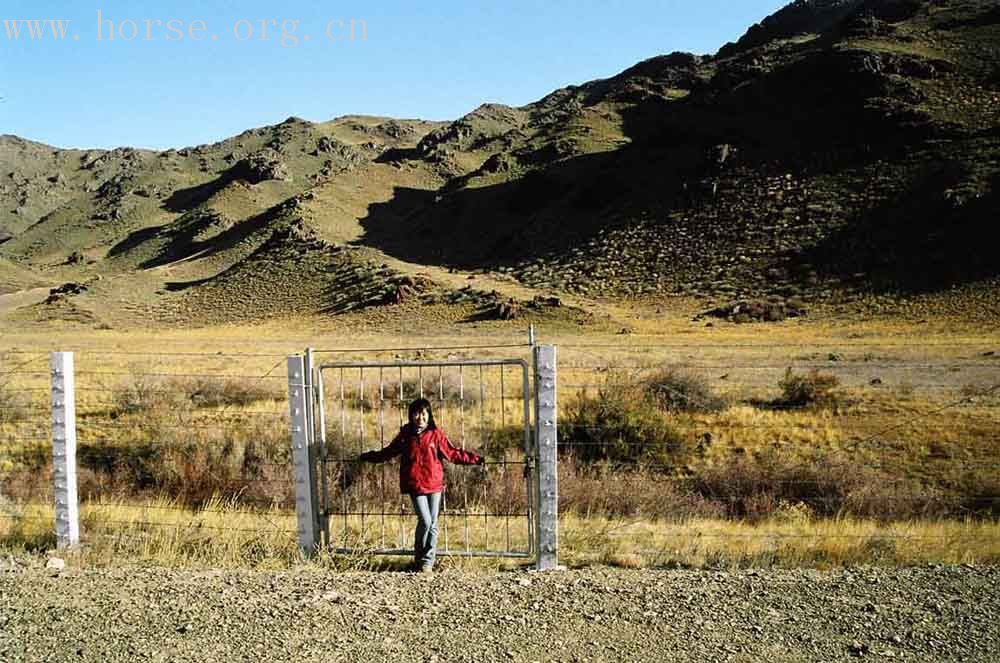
[2,561,998,662]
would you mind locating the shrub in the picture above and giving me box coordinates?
[954,470,1000,517]
[111,371,281,416]
[174,377,282,409]
[959,383,999,403]
[777,367,840,407]
[73,414,293,508]
[397,371,486,406]
[0,382,31,424]
[557,456,724,519]
[478,424,527,459]
[560,375,692,467]
[691,451,953,522]
[644,366,726,413]
[110,369,184,416]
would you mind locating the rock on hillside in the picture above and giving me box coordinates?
[718,0,865,56]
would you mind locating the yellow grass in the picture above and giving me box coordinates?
[561,513,1000,569]
[4,499,999,570]
[1,318,998,570]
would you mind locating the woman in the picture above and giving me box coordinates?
[359,398,484,572]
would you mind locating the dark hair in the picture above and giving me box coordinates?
[407,398,437,430]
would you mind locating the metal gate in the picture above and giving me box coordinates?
[311,357,535,558]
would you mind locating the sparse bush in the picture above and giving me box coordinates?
[478,424,527,459]
[397,371,487,406]
[691,452,953,522]
[558,456,724,519]
[560,375,692,467]
[110,369,184,416]
[333,372,490,409]
[173,376,282,408]
[954,471,1000,517]
[111,370,281,416]
[72,416,293,508]
[644,366,726,413]
[0,382,31,424]
[777,367,840,407]
[959,383,999,403]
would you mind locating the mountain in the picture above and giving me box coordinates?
[1,0,998,329]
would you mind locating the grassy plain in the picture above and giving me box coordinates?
[1,311,999,569]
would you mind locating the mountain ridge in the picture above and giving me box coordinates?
[1,0,998,329]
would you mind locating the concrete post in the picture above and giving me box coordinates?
[310,350,330,548]
[533,345,559,570]
[288,355,319,556]
[50,352,79,548]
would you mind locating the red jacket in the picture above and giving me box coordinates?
[360,424,483,495]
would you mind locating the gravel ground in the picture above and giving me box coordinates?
[1,560,998,662]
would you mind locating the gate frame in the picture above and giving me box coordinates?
[287,345,560,569]
[312,357,534,558]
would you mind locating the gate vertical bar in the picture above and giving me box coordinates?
[521,360,534,557]
[50,352,79,549]
[533,345,558,570]
[288,355,319,556]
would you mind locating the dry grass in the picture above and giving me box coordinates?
[3,499,998,571]
[776,367,841,407]
[0,498,298,569]
[110,370,284,415]
[561,514,1000,570]
[0,382,31,425]
[0,320,997,570]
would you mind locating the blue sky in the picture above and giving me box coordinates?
[2,1,788,150]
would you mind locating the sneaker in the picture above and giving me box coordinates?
[419,564,434,574]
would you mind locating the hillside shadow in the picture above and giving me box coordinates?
[356,40,997,293]
[356,140,697,269]
[105,225,162,259]
[374,146,423,164]
[108,204,285,270]
[161,171,237,213]
[355,76,893,272]
[797,166,1000,293]
[162,276,215,292]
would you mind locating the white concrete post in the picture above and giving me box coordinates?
[533,344,559,570]
[50,352,79,548]
[304,348,325,547]
[288,355,319,556]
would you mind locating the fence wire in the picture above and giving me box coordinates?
[555,340,1000,563]
[0,352,53,541]
[2,350,300,556]
[3,339,999,567]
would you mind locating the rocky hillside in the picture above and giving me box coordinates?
[1,0,998,328]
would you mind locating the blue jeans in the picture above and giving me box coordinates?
[409,492,441,569]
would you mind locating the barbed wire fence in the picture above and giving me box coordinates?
[0,341,542,565]
[2,338,998,567]
[554,339,1000,565]
[1,349,299,562]
[0,351,55,545]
